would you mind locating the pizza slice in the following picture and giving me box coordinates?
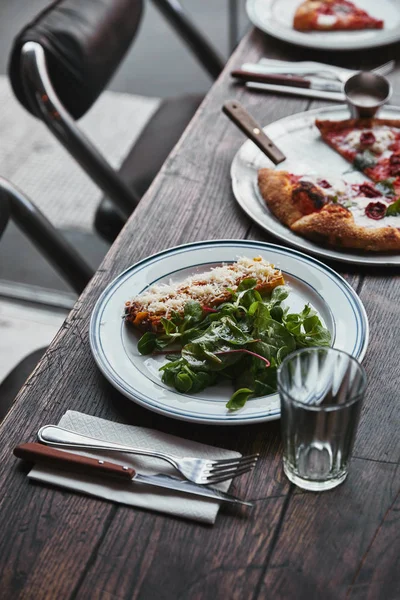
[294,0,384,32]
[258,168,400,252]
[316,118,400,195]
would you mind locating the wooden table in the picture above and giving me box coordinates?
[1,29,399,600]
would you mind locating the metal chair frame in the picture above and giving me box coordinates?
[0,178,93,295]
[18,1,224,224]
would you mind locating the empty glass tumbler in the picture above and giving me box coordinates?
[278,348,367,491]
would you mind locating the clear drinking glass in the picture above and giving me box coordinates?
[278,348,367,491]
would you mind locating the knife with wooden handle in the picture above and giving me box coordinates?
[14,443,253,507]
[231,69,343,93]
[231,69,311,88]
[222,100,286,165]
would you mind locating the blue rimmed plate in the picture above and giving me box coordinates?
[89,240,369,425]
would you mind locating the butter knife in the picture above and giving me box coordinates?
[231,69,343,93]
[14,443,253,507]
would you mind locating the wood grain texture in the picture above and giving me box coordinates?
[74,498,286,600]
[353,273,400,462]
[259,460,400,600]
[0,27,399,600]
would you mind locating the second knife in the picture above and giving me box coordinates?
[231,69,343,93]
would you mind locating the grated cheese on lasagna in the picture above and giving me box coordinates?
[124,257,284,332]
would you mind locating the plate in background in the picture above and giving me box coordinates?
[246,0,400,50]
[231,104,400,266]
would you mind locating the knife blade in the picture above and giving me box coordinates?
[231,69,343,93]
[246,81,345,103]
[14,443,253,507]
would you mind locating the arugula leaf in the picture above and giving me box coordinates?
[138,332,158,355]
[353,150,377,171]
[175,372,193,393]
[161,317,177,336]
[226,388,254,411]
[270,305,284,322]
[237,278,257,293]
[270,285,289,305]
[386,197,400,216]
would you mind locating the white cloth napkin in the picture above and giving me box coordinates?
[241,58,346,102]
[28,411,241,525]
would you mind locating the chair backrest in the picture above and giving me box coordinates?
[9,0,143,120]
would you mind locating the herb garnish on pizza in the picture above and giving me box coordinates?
[294,0,384,32]
[258,169,400,252]
[316,118,400,194]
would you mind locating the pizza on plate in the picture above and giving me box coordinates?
[293,0,384,31]
[258,168,400,251]
[316,118,400,195]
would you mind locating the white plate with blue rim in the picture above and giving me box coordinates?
[246,0,400,51]
[89,240,369,425]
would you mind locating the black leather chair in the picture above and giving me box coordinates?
[8,0,224,243]
[0,177,93,421]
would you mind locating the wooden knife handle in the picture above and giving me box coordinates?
[231,69,310,88]
[14,443,135,480]
[222,100,286,165]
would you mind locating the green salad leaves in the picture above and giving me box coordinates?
[137,280,331,411]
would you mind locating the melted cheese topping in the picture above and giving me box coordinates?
[347,196,397,228]
[131,257,280,316]
[300,176,399,230]
[343,127,397,156]
[317,14,337,27]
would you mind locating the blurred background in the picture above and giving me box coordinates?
[0,1,250,393]
[0,1,250,95]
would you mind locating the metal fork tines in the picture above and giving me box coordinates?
[38,425,259,485]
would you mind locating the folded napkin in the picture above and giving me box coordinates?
[28,411,241,524]
[241,58,346,102]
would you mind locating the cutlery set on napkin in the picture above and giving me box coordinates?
[14,411,258,524]
[231,58,395,102]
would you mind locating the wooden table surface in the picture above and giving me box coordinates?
[1,28,399,600]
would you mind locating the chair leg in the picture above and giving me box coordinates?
[0,177,94,295]
[228,0,239,54]
[152,0,224,79]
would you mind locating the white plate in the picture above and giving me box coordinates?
[231,104,400,266]
[90,240,369,425]
[246,0,400,50]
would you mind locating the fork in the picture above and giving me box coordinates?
[38,425,259,485]
[317,60,395,84]
[245,60,395,83]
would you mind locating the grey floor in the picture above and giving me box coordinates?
[0,1,251,385]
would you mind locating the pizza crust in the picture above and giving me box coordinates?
[316,117,400,136]
[258,168,400,252]
[258,169,304,226]
[294,1,324,31]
